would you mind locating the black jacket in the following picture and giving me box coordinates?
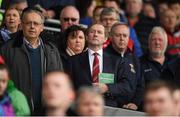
[140,54,172,85]
[104,45,144,109]
[0,31,19,48]
[0,31,63,111]
[160,56,180,88]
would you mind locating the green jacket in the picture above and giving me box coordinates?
[7,80,30,116]
[0,0,3,25]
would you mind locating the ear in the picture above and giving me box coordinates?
[40,25,44,32]
[69,90,75,101]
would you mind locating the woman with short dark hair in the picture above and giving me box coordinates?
[61,25,87,69]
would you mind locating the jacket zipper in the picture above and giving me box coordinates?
[21,45,34,111]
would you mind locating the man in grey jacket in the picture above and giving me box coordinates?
[1,8,63,114]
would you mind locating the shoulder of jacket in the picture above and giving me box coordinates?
[71,51,87,59]
[1,39,16,50]
[43,41,58,52]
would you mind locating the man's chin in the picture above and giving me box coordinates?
[151,51,164,57]
[47,103,61,109]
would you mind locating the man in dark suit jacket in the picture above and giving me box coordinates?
[68,23,135,107]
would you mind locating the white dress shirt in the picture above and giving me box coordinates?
[88,48,103,75]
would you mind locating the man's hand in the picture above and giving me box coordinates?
[123,103,138,110]
[92,83,108,93]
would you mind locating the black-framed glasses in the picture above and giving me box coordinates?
[63,18,78,22]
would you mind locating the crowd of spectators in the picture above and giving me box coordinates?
[0,0,179,116]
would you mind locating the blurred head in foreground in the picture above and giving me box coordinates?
[75,86,104,116]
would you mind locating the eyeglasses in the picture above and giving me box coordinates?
[23,21,43,27]
[63,18,78,22]
[101,18,118,22]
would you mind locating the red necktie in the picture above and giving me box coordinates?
[92,53,99,83]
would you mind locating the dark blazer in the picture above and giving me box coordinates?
[68,50,135,107]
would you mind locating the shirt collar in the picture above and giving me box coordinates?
[0,28,11,41]
[1,28,12,34]
[66,47,75,56]
[88,48,103,57]
[23,37,42,49]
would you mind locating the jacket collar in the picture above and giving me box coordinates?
[12,31,45,49]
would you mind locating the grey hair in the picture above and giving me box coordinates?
[21,8,45,24]
[60,5,80,19]
[148,26,168,53]
[100,8,120,21]
[110,22,130,35]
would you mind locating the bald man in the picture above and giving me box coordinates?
[60,6,80,32]
[42,71,75,116]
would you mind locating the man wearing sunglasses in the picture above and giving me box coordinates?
[60,6,80,32]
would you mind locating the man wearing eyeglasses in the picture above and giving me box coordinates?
[1,8,63,115]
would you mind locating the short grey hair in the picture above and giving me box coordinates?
[60,5,80,19]
[21,8,45,24]
[100,8,120,21]
[148,26,168,52]
[110,22,130,35]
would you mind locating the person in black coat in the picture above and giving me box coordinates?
[68,23,134,108]
[140,26,173,85]
[60,25,87,70]
[105,22,144,111]
[160,56,180,87]
[0,8,63,114]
